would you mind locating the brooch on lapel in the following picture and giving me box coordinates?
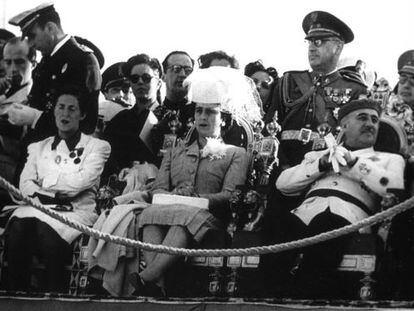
[201,138,226,161]
[69,147,84,164]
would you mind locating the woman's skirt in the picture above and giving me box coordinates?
[138,203,222,243]
[7,205,95,243]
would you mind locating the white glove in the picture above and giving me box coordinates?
[325,133,348,173]
[7,103,42,127]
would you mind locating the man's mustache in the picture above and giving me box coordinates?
[361,126,376,134]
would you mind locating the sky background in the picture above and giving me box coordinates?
[1,0,413,86]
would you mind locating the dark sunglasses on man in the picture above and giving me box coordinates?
[167,65,193,75]
[129,73,156,84]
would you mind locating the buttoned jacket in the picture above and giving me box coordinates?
[19,133,111,225]
[276,148,405,224]
[27,37,100,142]
[151,138,248,218]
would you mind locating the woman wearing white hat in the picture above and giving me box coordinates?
[128,66,262,296]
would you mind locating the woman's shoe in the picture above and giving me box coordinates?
[129,273,166,297]
[128,272,145,296]
[143,281,166,298]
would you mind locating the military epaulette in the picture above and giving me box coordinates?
[77,43,93,54]
[338,69,367,87]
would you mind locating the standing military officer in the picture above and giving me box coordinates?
[266,11,368,168]
[7,3,101,144]
[98,62,132,129]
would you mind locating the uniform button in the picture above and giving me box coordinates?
[52,75,56,80]
[189,168,195,174]
[308,108,313,112]
[192,157,197,162]
[380,177,389,186]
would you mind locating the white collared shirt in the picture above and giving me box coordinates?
[50,34,71,57]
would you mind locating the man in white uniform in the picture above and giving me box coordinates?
[272,99,405,297]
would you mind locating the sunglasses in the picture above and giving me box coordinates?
[306,38,340,48]
[167,65,193,75]
[399,74,414,87]
[129,73,155,84]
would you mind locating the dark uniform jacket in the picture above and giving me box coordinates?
[266,69,368,167]
[27,36,101,143]
[152,98,195,149]
[103,104,159,180]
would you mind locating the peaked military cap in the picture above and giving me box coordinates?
[9,2,56,36]
[398,50,414,75]
[302,11,354,44]
[102,62,128,92]
[0,28,15,41]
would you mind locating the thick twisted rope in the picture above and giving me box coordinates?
[1,175,414,257]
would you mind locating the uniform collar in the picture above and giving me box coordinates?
[51,130,82,151]
[310,70,340,85]
[50,34,71,57]
[352,147,374,155]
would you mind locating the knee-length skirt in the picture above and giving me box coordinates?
[138,203,223,243]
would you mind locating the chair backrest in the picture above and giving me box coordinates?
[374,115,408,156]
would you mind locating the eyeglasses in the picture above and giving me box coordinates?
[306,38,341,48]
[129,73,155,84]
[399,74,414,87]
[167,65,193,75]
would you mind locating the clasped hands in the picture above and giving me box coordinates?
[319,134,357,172]
[171,182,199,197]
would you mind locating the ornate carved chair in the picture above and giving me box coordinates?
[178,117,280,297]
[334,115,408,300]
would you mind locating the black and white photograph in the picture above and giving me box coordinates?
[0,0,413,310]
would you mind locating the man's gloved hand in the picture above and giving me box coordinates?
[7,103,42,127]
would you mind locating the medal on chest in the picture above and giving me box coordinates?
[55,155,61,164]
[324,87,352,105]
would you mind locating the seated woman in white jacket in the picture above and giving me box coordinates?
[4,86,111,292]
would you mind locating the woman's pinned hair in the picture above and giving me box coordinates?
[244,60,278,80]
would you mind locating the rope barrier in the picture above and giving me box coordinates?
[1,175,414,257]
